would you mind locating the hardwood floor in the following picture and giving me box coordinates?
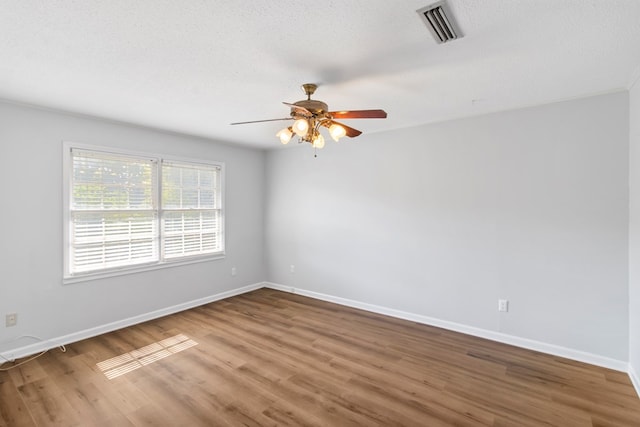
[1,288,639,426]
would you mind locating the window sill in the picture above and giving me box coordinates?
[63,254,225,285]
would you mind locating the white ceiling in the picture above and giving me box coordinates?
[1,1,640,148]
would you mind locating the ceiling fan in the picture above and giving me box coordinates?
[231,83,387,150]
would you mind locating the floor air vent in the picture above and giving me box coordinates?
[417,1,461,44]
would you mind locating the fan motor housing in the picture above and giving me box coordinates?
[292,99,328,116]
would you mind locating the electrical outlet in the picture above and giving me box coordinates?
[498,299,509,312]
[6,313,17,327]
[231,267,237,276]
[290,265,295,274]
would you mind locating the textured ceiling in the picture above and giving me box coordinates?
[1,0,640,148]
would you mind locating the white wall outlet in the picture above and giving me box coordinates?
[231,267,237,276]
[6,313,17,327]
[498,299,509,312]
[290,265,295,274]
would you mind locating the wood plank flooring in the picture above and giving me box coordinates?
[1,288,639,426]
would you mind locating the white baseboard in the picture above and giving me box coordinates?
[264,282,628,372]
[0,282,263,363]
[2,281,633,379]
[630,364,640,398]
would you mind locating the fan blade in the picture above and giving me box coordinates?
[329,109,387,119]
[283,102,312,116]
[230,117,292,125]
[321,120,362,138]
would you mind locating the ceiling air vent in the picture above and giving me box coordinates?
[416,1,461,44]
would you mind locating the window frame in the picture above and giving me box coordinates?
[62,142,225,284]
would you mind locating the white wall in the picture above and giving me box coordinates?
[1,90,633,372]
[266,92,630,362]
[0,101,265,355]
[630,77,640,387]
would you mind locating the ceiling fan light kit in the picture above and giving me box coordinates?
[231,83,387,155]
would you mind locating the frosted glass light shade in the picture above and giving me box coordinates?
[292,119,309,137]
[276,127,293,144]
[329,124,346,141]
[312,134,325,149]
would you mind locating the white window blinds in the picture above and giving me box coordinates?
[67,147,223,278]
[161,161,222,259]
[70,149,158,273]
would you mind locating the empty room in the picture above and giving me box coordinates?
[2,1,640,425]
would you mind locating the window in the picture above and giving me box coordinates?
[161,161,222,260]
[64,144,224,280]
